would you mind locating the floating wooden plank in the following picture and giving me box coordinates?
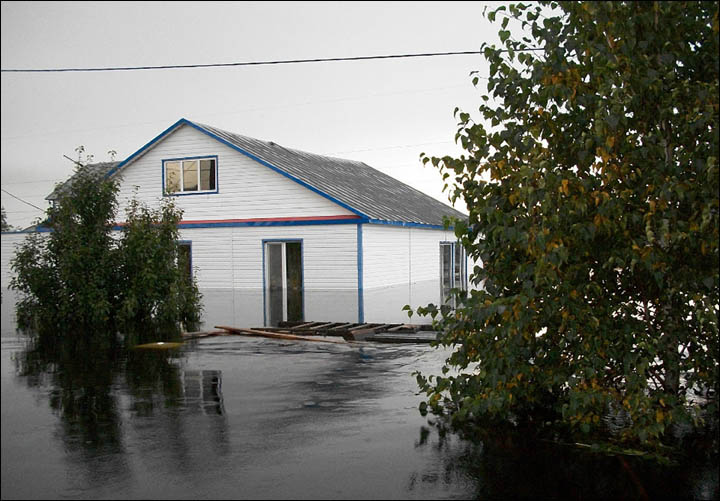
[347,323,373,331]
[181,321,441,345]
[365,331,439,344]
[215,325,352,344]
[346,323,399,341]
[278,320,315,328]
[322,323,356,337]
[387,325,423,332]
[289,322,322,331]
[133,341,185,350]
[181,330,230,339]
[294,322,337,333]
[328,322,356,331]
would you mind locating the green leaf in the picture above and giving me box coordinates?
[413,0,720,454]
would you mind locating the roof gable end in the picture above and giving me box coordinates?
[53,118,467,227]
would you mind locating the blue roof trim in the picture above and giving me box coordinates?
[97,118,462,226]
[6,219,367,234]
[106,118,188,178]
[109,117,369,219]
[366,218,450,230]
[183,121,369,219]
[5,218,442,234]
[2,227,53,234]
[109,218,367,231]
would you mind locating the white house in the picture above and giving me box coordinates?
[2,118,475,329]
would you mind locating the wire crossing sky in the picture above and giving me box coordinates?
[1,48,542,73]
[1,1,532,229]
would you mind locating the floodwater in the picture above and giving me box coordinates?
[1,304,718,499]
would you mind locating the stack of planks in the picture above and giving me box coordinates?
[274,321,434,341]
[182,321,439,344]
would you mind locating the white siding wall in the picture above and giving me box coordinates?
[363,225,412,290]
[115,124,355,222]
[362,224,457,323]
[178,224,359,327]
[2,222,482,329]
[228,225,357,291]
[2,232,40,335]
[1,232,36,290]
[362,224,455,291]
[177,227,234,289]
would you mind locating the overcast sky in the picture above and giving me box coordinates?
[2,1,512,229]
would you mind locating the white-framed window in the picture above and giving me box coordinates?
[440,241,467,306]
[163,156,218,195]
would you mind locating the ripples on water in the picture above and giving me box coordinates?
[1,332,718,499]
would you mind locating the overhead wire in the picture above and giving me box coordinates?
[1,48,543,73]
[1,188,45,212]
[1,47,524,223]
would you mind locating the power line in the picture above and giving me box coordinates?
[1,188,45,212]
[1,178,65,185]
[1,49,542,73]
[3,208,46,214]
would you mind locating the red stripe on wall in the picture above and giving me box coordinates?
[178,214,362,225]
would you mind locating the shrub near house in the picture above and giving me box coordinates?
[10,164,202,345]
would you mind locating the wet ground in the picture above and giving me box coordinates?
[1,327,718,499]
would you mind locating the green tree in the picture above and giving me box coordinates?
[10,163,203,345]
[1,206,11,232]
[415,1,719,448]
[116,196,203,343]
[11,164,120,339]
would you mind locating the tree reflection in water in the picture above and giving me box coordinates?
[12,333,228,490]
[410,420,719,500]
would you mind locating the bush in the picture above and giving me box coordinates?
[10,163,203,346]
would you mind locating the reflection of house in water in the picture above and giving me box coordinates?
[180,370,224,415]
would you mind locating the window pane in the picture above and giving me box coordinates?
[200,159,216,191]
[440,243,452,305]
[285,242,303,322]
[267,244,284,326]
[183,160,198,191]
[165,162,181,193]
[454,243,465,291]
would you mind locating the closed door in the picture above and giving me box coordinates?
[265,241,303,326]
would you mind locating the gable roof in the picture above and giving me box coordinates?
[45,161,120,202]
[52,119,467,227]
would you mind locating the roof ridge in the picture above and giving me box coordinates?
[50,118,467,226]
[193,121,367,166]
[186,119,466,224]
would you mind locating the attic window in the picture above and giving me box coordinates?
[163,156,217,195]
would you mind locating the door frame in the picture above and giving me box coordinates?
[439,241,467,307]
[262,239,304,326]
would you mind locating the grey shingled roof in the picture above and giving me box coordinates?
[47,120,467,226]
[193,121,467,226]
[45,162,120,201]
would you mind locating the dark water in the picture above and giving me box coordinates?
[1,320,718,498]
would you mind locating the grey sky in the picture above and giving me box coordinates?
[2,1,510,229]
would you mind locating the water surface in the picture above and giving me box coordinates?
[1,305,717,499]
